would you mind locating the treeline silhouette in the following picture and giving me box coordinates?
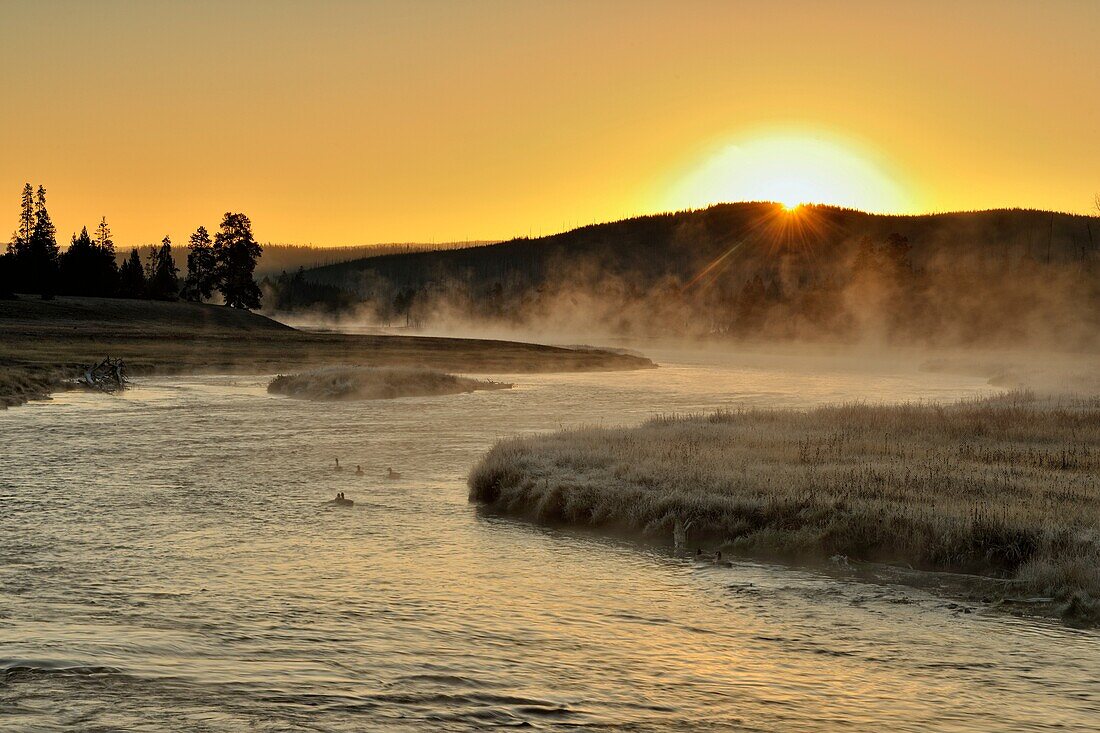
[1,184,263,309]
[260,268,359,314]
[285,202,1100,347]
[253,241,496,280]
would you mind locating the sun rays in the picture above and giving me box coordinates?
[681,203,837,293]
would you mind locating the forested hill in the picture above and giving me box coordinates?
[279,203,1100,346]
[306,203,1097,288]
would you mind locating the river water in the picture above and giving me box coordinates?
[2,349,1098,731]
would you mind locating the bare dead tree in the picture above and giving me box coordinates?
[81,356,128,392]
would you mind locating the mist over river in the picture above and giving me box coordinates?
[2,350,1098,731]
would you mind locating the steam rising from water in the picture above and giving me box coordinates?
[274,205,1100,377]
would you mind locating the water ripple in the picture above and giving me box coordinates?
[2,366,1097,731]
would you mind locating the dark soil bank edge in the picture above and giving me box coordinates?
[0,296,653,408]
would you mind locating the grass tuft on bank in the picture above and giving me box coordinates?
[0,367,62,408]
[469,392,1100,621]
[268,366,512,401]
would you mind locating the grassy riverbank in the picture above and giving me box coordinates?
[0,366,63,408]
[469,392,1100,622]
[0,296,652,407]
[268,366,511,401]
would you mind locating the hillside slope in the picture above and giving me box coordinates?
[309,203,1099,289]
[293,203,1100,346]
[0,295,294,333]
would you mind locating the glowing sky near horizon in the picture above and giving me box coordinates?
[3,0,1100,246]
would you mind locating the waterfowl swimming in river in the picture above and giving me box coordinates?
[386,467,402,480]
[695,549,731,566]
[695,548,716,562]
[334,457,343,472]
[355,465,364,476]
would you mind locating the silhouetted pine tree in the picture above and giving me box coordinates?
[14,185,61,297]
[118,248,146,298]
[213,212,262,309]
[7,183,34,256]
[145,236,180,300]
[61,227,95,293]
[60,222,119,296]
[92,217,119,294]
[181,225,217,301]
[94,217,115,254]
[4,184,34,297]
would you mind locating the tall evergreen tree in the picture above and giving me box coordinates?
[145,236,180,300]
[181,225,217,301]
[8,183,34,256]
[60,226,94,294]
[60,225,119,296]
[118,247,146,298]
[94,216,115,255]
[31,186,57,253]
[91,216,118,294]
[13,185,60,296]
[213,212,263,309]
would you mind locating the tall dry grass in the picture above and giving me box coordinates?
[469,392,1100,616]
[0,367,60,407]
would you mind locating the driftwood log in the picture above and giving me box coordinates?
[80,356,128,392]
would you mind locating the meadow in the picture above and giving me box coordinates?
[0,296,651,407]
[470,391,1100,621]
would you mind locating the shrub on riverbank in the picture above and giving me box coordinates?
[469,392,1100,618]
[268,366,512,401]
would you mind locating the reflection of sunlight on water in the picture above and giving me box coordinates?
[2,358,1096,731]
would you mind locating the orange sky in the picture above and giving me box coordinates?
[3,1,1099,246]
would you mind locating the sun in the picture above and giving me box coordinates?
[664,130,911,214]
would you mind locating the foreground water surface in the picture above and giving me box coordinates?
[2,350,1098,731]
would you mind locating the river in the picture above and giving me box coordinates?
[2,349,1098,731]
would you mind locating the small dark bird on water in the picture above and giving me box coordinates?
[696,548,731,567]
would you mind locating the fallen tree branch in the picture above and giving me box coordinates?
[80,356,128,392]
